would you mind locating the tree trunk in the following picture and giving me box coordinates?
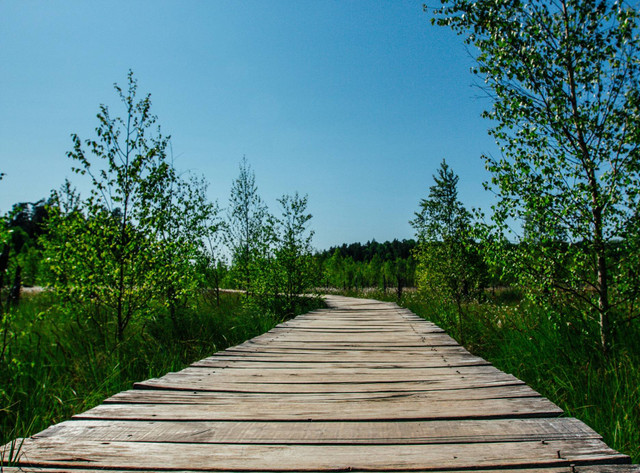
[0,245,9,314]
[9,265,22,306]
[597,248,610,354]
[456,295,464,345]
[396,276,404,301]
[561,1,612,354]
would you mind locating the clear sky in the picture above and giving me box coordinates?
[0,1,498,251]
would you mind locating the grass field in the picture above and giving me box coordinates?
[0,290,323,447]
[3,287,638,464]
[341,288,640,464]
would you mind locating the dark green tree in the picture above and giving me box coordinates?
[411,160,482,342]
[0,201,48,308]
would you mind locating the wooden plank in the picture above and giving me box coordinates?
[137,366,514,386]
[200,346,478,362]
[269,325,445,333]
[134,376,527,393]
[219,345,472,354]
[190,358,490,369]
[249,333,458,342]
[270,326,444,333]
[194,351,481,360]
[244,327,457,338]
[105,384,543,404]
[34,418,601,444]
[234,340,461,348]
[74,396,562,421]
[6,438,629,471]
[2,467,639,473]
[278,318,437,324]
[172,364,504,377]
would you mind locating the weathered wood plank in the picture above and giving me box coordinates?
[190,358,489,369]
[34,418,600,444]
[74,396,562,421]
[277,318,438,325]
[165,365,505,379]
[144,365,508,383]
[134,376,527,393]
[247,333,458,342]
[6,438,629,471]
[133,369,521,391]
[218,344,471,353]
[105,384,543,404]
[197,348,478,358]
[2,467,639,473]
[268,325,445,333]
[233,341,462,349]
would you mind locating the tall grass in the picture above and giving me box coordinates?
[0,291,323,447]
[347,288,640,464]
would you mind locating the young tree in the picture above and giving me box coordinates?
[146,172,217,326]
[411,160,482,342]
[197,202,226,307]
[41,181,82,295]
[274,192,316,315]
[45,71,211,346]
[225,157,268,294]
[431,0,640,352]
[324,249,346,290]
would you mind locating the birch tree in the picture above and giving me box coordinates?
[431,0,640,352]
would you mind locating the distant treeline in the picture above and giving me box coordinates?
[317,239,416,263]
[313,239,416,294]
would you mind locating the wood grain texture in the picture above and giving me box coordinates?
[2,467,639,473]
[75,396,563,421]
[6,438,629,471]
[105,383,543,403]
[133,377,528,393]
[2,294,633,472]
[34,418,600,444]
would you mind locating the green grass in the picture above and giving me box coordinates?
[5,287,637,464]
[0,290,324,447]
[343,288,640,464]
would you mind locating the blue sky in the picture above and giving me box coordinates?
[0,1,498,250]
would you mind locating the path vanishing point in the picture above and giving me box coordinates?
[2,295,638,472]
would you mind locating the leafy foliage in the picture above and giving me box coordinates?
[43,71,216,347]
[225,158,319,313]
[431,0,640,351]
[273,192,315,315]
[410,160,485,341]
[225,157,269,293]
[1,73,326,455]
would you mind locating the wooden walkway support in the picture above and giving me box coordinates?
[2,295,638,472]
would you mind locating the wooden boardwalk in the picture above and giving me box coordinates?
[2,295,638,472]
